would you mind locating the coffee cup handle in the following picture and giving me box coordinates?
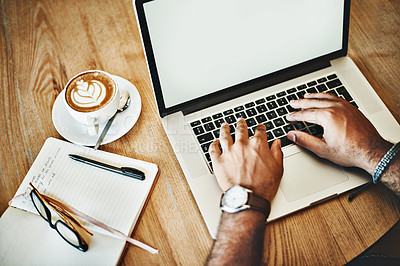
[87,117,99,136]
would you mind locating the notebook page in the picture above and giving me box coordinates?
[11,138,158,236]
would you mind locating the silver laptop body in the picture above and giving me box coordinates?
[134,0,400,238]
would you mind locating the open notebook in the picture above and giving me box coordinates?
[0,138,159,265]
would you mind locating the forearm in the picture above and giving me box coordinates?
[207,211,266,266]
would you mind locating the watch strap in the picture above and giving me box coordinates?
[247,192,271,218]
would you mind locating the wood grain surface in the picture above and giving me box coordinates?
[1,0,399,265]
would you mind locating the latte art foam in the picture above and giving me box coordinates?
[72,79,107,108]
[65,71,116,112]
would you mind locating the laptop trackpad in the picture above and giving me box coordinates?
[280,150,348,202]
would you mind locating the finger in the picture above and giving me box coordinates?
[219,123,233,150]
[209,139,222,161]
[290,97,336,110]
[235,118,249,142]
[252,123,267,140]
[271,139,283,166]
[304,92,339,100]
[287,130,327,157]
[286,108,323,125]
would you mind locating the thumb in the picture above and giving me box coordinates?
[287,131,327,157]
[271,139,284,166]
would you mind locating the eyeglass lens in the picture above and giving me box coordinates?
[31,190,50,221]
[30,190,87,251]
[55,220,82,247]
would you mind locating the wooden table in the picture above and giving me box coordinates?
[1,0,399,264]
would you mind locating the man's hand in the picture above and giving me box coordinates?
[207,118,283,265]
[286,93,392,175]
[209,118,283,202]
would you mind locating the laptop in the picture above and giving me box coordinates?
[134,0,400,238]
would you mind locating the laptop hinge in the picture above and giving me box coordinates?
[182,60,331,116]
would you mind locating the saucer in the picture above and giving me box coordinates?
[52,75,142,146]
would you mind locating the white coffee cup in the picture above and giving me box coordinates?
[64,70,120,136]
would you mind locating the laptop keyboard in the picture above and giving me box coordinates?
[189,74,359,171]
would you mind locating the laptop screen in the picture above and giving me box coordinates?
[138,0,347,115]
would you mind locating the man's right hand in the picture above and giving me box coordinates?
[286,93,392,175]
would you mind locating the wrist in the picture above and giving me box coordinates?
[361,139,392,175]
[220,185,271,219]
[242,184,272,203]
[372,142,400,183]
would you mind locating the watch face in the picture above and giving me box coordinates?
[222,185,248,209]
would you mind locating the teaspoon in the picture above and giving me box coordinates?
[94,91,131,150]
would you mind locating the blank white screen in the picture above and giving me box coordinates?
[144,0,344,108]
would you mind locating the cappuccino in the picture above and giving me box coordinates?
[65,71,116,112]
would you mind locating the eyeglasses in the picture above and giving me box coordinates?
[29,183,92,252]
[27,183,158,254]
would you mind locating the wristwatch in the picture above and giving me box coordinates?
[220,185,271,218]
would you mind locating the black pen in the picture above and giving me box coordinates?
[68,154,145,181]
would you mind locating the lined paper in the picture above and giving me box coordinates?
[11,138,158,236]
